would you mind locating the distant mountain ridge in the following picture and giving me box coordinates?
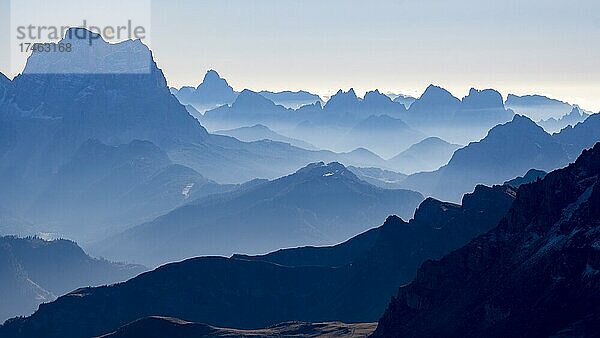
[538,106,590,133]
[96,161,424,266]
[388,137,461,174]
[214,124,317,150]
[170,70,239,113]
[505,93,574,120]
[401,114,599,202]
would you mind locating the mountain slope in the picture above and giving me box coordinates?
[538,106,590,133]
[347,166,407,189]
[0,182,515,337]
[0,236,145,323]
[401,115,575,202]
[343,115,426,157]
[404,86,513,144]
[98,317,376,338]
[373,142,600,337]
[28,139,231,240]
[97,162,423,265]
[388,137,461,174]
[214,124,317,150]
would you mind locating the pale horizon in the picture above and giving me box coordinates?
[1,0,598,111]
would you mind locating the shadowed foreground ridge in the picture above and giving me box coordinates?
[0,181,515,338]
[373,142,600,337]
[97,317,376,338]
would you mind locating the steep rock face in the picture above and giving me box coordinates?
[0,182,515,338]
[373,142,600,337]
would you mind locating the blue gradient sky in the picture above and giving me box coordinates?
[2,0,599,110]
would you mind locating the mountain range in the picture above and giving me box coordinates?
[0,29,401,241]
[538,105,590,133]
[258,90,322,109]
[95,162,424,266]
[388,137,461,174]
[373,142,600,337]
[214,124,317,150]
[505,93,575,120]
[401,114,599,202]
[0,178,515,337]
[0,236,144,323]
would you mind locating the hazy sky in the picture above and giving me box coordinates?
[1,0,599,110]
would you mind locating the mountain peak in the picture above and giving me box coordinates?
[462,88,504,109]
[295,161,357,180]
[232,89,276,110]
[413,85,461,109]
[420,84,456,100]
[324,88,360,111]
[203,69,221,82]
[22,28,153,75]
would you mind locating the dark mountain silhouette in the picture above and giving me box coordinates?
[392,94,417,108]
[258,90,321,109]
[0,182,515,337]
[347,166,407,189]
[388,137,461,174]
[98,317,375,338]
[373,142,600,337]
[505,93,574,120]
[214,124,317,150]
[170,70,238,112]
[538,106,590,133]
[401,115,579,202]
[343,115,426,158]
[96,162,423,266]
[0,236,145,323]
[504,168,547,188]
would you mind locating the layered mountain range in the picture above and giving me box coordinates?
[95,162,424,266]
[0,29,403,241]
[0,179,515,337]
[401,114,600,202]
